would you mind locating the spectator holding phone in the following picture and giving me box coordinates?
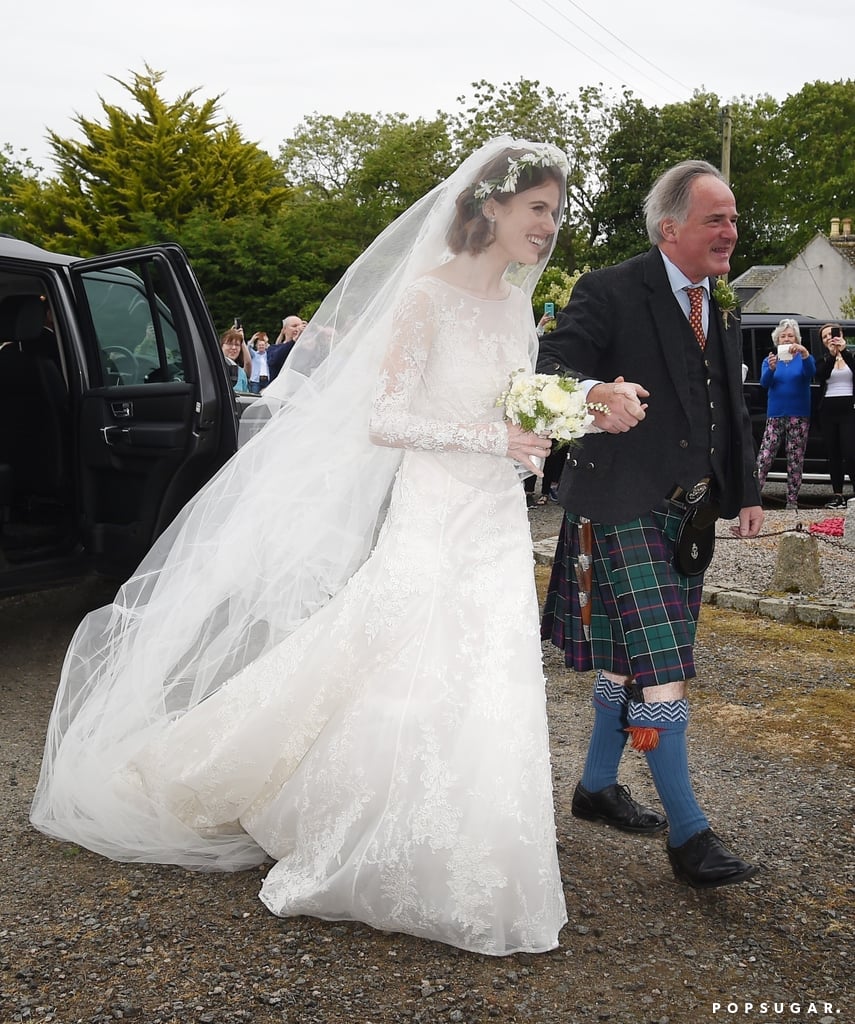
[229,320,252,378]
[816,322,855,507]
[536,301,556,338]
[754,318,815,509]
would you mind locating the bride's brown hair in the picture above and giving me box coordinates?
[446,147,565,256]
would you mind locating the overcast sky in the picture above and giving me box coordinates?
[5,0,852,172]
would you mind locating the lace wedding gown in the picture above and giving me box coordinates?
[41,278,568,956]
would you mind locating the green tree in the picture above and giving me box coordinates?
[280,112,452,203]
[12,66,287,255]
[350,119,454,216]
[840,287,855,320]
[0,144,42,236]
[271,113,456,319]
[450,78,566,152]
[760,80,855,259]
[718,94,781,275]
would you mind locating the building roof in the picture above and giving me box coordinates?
[730,265,785,289]
[830,237,855,268]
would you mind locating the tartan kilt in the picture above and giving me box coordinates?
[541,506,704,688]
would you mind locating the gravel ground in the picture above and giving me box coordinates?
[527,492,855,606]
[1,499,852,1024]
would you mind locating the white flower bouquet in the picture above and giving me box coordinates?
[497,370,607,448]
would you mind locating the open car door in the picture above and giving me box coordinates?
[69,244,238,576]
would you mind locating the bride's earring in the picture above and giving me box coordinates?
[480,199,497,242]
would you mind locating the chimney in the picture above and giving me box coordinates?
[830,217,841,236]
[843,217,853,236]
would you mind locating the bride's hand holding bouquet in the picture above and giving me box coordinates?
[499,370,609,474]
[505,421,553,477]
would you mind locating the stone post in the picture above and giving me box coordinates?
[771,529,823,594]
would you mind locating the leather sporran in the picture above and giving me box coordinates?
[673,502,719,577]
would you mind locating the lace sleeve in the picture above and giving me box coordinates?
[369,285,509,456]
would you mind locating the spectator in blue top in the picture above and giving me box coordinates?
[755,318,816,509]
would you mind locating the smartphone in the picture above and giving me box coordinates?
[830,326,842,338]
[234,317,242,329]
[544,302,555,318]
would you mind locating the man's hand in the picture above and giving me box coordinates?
[506,423,552,476]
[730,505,764,538]
[588,376,649,433]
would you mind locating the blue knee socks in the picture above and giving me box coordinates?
[628,698,708,848]
[581,672,629,792]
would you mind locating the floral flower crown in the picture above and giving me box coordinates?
[473,146,569,201]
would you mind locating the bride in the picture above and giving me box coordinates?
[31,137,570,956]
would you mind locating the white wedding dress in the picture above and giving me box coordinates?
[35,277,568,956]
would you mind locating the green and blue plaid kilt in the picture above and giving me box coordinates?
[541,506,704,688]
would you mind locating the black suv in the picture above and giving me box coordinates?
[0,236,240,596]
[739,312,855,483]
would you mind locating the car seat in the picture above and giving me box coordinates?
[0,294,71,511]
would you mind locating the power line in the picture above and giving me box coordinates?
[559,0,694,94]
[507,0,666,104]
[534,0,687,101]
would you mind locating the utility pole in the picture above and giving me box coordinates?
[720,106,732,185]
[720,106,733,284]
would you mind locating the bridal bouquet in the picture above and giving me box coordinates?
[498,370,607,447]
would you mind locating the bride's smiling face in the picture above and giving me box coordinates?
[487,180,562,265]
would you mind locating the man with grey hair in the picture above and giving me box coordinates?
[539,160,764,888]
[267,315,305,384]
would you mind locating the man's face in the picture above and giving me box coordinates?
[284,317,302,340]
[661,175,738,283]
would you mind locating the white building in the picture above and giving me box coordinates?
[735,217,855,319]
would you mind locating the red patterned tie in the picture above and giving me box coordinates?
[686,287,706,350]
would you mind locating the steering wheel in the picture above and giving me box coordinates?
[103,345,140,383]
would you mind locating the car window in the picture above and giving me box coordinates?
[78,259,185,386]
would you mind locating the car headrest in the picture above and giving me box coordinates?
[0,294,47,344]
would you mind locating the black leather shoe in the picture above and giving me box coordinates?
[667,828,759,888]
[571,782,667,834]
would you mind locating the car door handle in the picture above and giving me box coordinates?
[101,424,185,448]
[111,401,133,418]
[101,426,131,446]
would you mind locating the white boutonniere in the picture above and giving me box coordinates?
[713,277,740,327]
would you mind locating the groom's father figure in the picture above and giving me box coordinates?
[539,159,764,889]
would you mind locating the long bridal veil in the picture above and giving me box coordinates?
[31,136,567,869]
